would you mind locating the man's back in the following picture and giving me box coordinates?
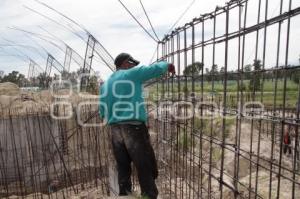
[99,62,168,124]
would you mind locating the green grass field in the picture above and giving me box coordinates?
[146,79,299,109]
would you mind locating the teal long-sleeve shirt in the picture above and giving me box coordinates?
[99,61,168,124]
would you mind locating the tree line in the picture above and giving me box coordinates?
[183,58,300,91]
[0,71,28,87]
[0,69,100,94]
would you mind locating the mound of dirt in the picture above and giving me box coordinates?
[0,82,20,96]
[0,95,18,108]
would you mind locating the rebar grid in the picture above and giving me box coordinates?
[148,0,300,198]
[0,105,112,198]
[1,0,300,198]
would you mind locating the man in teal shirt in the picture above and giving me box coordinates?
[99,53,175,199]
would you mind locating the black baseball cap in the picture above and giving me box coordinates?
[114,53,140,68]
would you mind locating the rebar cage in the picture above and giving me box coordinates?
[148,0,300,198]
[0,104,114,198]
[1,0,300,198]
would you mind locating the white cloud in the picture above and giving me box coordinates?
[0,0,299,79]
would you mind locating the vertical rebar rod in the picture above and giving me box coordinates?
[219,5,230,198]
[191,23,196,199]
[269,0,283,198]
[208,10,216,199]
[254,0,268,198]
[175,32,181,199]
[233,3,244,198]
[200,18,205,199]
[276,0,292,198]
[292,80,300,199]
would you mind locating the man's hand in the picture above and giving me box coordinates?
[168,63,175,75]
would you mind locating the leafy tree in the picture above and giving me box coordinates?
[1,71,28,87]
[205,68,210,74]
[244,64,252,80]
[61,71,78,85]
[291,55,300,84]
[53,73,60,81]
[219,67,225,74]
[1,71,19,83]
[86,75,99,95]
[69,71,79,85]
[183,62,203,76]
[37,72,52,88]
[17,74,28,87]
[205,64,219,81]
[219,67,225,82]
[0,70,3,82]
[248,59,262,91]
[211,64,218,75]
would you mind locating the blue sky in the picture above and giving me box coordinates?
[0,0,299,80]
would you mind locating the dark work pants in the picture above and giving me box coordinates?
[110,123,158,199]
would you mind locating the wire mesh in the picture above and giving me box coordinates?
[146,0,300,198]
[0,105,112,198]
[1,0,300,198]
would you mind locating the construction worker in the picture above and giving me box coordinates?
[283,124,292,157]
[99,53,175,199]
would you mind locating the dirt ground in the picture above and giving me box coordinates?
[223,122,300,198]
